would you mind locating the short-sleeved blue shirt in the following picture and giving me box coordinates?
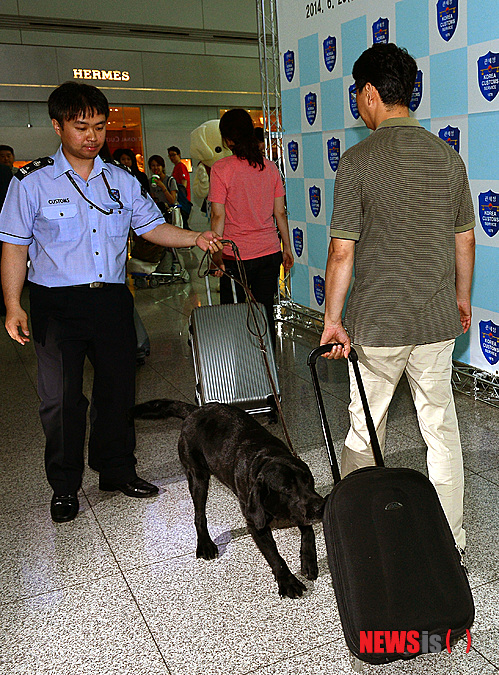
[0,146,164,287]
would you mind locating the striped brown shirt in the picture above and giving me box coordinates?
[330,117,475,347]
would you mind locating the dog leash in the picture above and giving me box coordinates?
[198,242,297,457]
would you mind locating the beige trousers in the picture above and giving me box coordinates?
[341,339,465,549]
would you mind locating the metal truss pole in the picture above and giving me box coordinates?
[256,0,283,170]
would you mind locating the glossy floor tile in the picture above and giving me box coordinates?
[1,248,498,674]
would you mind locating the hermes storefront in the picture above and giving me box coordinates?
[0,43,262,168]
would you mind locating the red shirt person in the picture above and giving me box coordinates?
[168,146,190,201]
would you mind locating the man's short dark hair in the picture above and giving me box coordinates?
[167,146,181,156]
[0,144,14,155]
[352,43,417,108]
[48,82,110,126]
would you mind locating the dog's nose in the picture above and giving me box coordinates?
[305,495,326,521]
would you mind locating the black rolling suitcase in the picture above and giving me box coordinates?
[308,345,474,666]
[188,275,279,416]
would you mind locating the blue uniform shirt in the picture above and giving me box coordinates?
[0,146,164,287]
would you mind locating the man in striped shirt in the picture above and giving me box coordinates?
[320,43,475,550]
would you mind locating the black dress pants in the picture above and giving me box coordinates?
[30,283,137,495]
[219,251,282,348]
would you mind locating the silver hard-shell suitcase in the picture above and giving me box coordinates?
[189,276,279,416]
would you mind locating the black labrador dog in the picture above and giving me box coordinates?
[130,399,325,598]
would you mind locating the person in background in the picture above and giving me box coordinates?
[168,145,192,229]
[209,108,294,349]
[114,148,150,196]
[148,154,177,215]
[320,43,475,552]
[0,81,221,524]
[0,144,18,175]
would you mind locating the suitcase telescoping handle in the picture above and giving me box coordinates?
[307,344,384,485]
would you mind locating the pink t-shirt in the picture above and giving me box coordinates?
[208,155,285,260]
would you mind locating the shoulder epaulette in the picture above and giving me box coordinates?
[15,157,54,181]
[103,158,132,174]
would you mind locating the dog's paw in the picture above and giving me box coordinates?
[196,538,219,560]
[301,558,319,581]
[277,573,307,599]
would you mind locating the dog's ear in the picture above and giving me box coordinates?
[246,475,268,531]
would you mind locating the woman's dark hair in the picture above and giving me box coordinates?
[114,148,140,174]
[352,43,417,108]
[167,146,181,155]
[148,154,165,170]
[48,82,109,126]
[219,109,264,171]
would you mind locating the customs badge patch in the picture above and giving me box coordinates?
[438,125,460,153]
[293,227,304,257]
[349,84,359,119]
[284,50,295,83]
[313,275,325,306]
[437,0,458,42]
[305,92,317,126]
[372,18,389,44]
[479,320,499,366]
[327,137,340,172]
[478,191,499,238]
[409,70,423,112]
[287,141,299,172]
[478,52,499,102]
[309,186,321,218]
[323,36,337,73]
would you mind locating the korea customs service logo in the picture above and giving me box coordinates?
[438,125,460,153]
[478,52,499,101]
[372,18,389,44]
[409,70,423,111]
[309,186,321,217]
[479,320,499,366]
[305,93,317,126]
[349,84,360,119]
[323,36,337,73]
[327,137,341,172]
[437,0,458,42]
[293,227,304,257]
[478,191,499,238]
[284,50,295,83]
[287,141,299,172]
[313,275,325,306]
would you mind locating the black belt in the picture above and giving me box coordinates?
[71,282,108,289]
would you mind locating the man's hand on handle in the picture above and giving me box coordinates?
[320,321,350,359]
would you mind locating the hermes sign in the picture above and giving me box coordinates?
[73,69,130,81]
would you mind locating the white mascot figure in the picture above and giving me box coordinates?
[190,119,232,211]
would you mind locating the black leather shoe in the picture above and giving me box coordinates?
[99,476,159,498]
[51,494,79,523]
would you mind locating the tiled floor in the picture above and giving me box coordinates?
[1,246,498,674]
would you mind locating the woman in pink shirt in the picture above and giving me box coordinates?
[209,109,294,347]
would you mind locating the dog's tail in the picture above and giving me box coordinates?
[129,399,197,421]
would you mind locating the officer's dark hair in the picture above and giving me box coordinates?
[0,144,14,155]
[219,108,264,171]
[352,43,417,108]
[148,154,165,169]
[167,146,181,156]
[48,82,110,126]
